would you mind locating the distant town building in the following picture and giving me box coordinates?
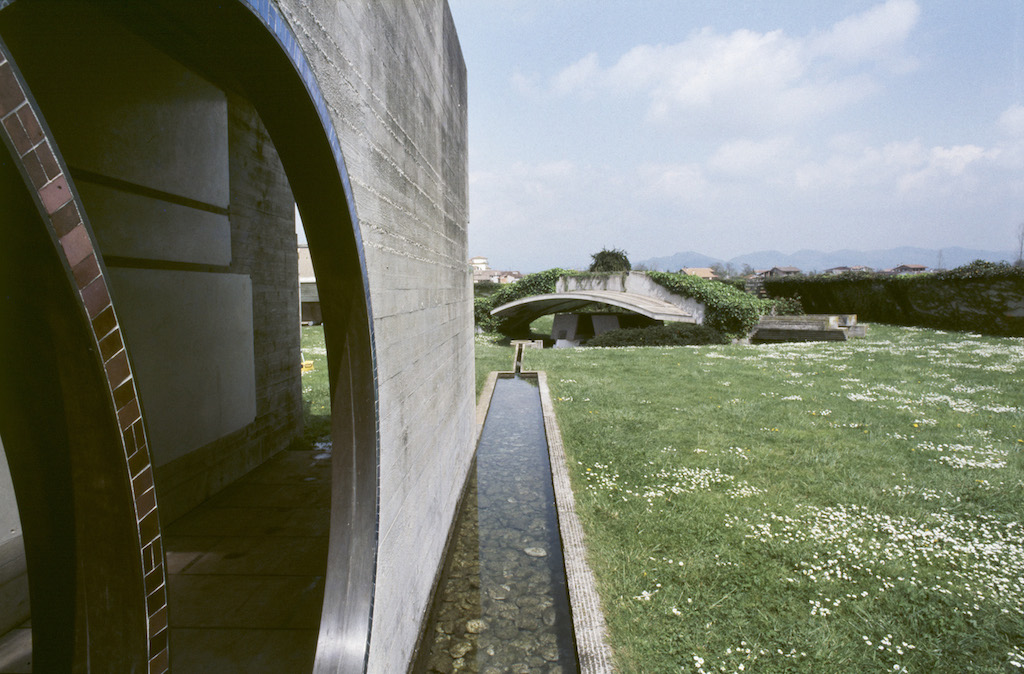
[470,256,522,284]
[681,267,718,280]
[889,263,928,275]
[764,266,802,278]
[825,265,873,275]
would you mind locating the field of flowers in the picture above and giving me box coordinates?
[478,325,1024,673]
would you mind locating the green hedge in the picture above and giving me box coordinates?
[646,271,773,336]
[587,322,728,347]
[475,268,570,334]
[764,261,1024,336]
[475,269,778,337]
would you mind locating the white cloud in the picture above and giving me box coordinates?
[898,144,1001,192]
[998,104,1024,137]
[545,1,918,131]
[810,0,920,64]
[638,163,710,202]
[708,137,797,178]
[552,52,600,95]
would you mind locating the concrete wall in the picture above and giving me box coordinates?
[0,437,29,636]
[2,5,303,522]
[277,2,474,670]
[0,1,471,669]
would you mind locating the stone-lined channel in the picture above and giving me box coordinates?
[415,375,578,673]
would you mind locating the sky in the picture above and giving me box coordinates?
[446,0,1024,272]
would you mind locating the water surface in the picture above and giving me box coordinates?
[416,376,577,673]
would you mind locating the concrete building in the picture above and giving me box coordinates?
[0,1,472,672]
[298,244,321,324]
[470,256,522,284]
[681,267,718,280]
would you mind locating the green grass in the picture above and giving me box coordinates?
[493,325,1024,673]
[300,326,331,444]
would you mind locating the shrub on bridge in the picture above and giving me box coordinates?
[586,322,728,347]
[646,270,772,336]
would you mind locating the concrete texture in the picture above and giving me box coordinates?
[560,271,707,324]
[0,1,471,670]
[107,268,257,466]
[0,439,29,638]
[277,3,474,671]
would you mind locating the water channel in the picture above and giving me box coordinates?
[415,375,578,674]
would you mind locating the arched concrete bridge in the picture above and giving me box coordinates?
[491,271,706,335]
[491,289,696,334]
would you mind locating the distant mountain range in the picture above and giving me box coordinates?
[638,247,1018,274]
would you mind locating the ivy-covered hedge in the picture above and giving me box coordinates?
[587,322,728,347]
[475,268,571,333]
[646,271,773,336]
[475,268,779,337]
[764,261,1024,336]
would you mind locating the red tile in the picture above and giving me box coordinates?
[132,419,147,449]
[142,541,157,574]
[39,175,72,215]
[128,443,149,477]
[22,148,46,189]
[34,143,60,181]
[71,253,100,289]
[137,486,157,520]
[17,107,43,147]
[149,646,168,674]
[144,566,163,597]
[132,465,154,498]
[91,306,117,340]
[60,223,93,268]
[2,114,31,155]
[0,62,25,117]
[104,350,130,388]
[150,604,168,635]
[112,381,135,412]
[139,509,159,542]
[81,276,110,319]
[50,199,81,237]
[117,396,140,431]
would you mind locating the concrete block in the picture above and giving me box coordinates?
[76,181,231,265]
[107,268,256,466]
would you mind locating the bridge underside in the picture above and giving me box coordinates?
[491,290,696,334]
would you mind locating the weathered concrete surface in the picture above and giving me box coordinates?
[559,271,707,324]
[0,1,471,670]
[492,290,695,325]
[278,2,473,671]
[0,438,28,637]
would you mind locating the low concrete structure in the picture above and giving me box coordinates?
[297,244,321,324]
[750,314,864,343]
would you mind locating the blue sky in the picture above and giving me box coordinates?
[446,0,1024,272]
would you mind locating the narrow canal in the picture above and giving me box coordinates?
[415,375,578,673]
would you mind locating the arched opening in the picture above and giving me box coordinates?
[0,1,380,670]
[0,79,153,670]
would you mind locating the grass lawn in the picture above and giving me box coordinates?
[299,326,331,445]
[479,325,1024,673]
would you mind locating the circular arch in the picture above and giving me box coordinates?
[0,38,165,671]
[0,2,381,672]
